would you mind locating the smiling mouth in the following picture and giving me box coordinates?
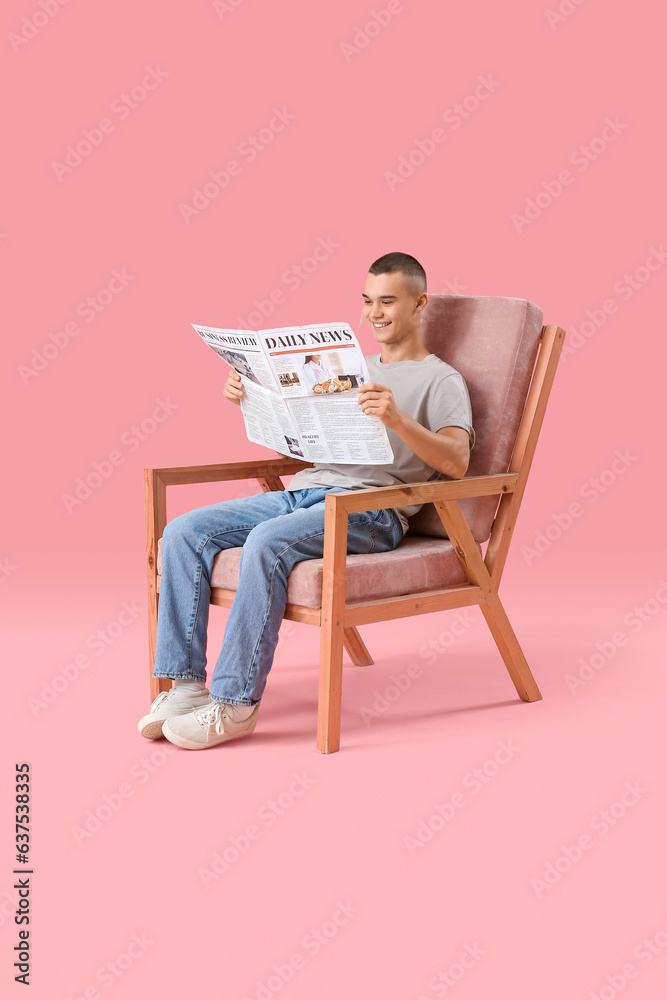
[372,321,391,328]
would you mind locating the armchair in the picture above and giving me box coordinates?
[145,295,565,753]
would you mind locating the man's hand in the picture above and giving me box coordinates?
[357,382,401,428]
[358,381,469,479]
[224,369,244,406]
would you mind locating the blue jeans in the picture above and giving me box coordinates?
[152,487,404,706]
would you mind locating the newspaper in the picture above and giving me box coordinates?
[193,322,394,464]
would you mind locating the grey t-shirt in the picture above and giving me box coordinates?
[287,353,474,532]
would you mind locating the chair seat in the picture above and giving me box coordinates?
[157,535,476,610]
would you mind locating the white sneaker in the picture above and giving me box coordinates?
[138,687,210,740]
[162,699,259,750]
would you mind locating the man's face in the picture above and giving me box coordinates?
[362,271,425,344]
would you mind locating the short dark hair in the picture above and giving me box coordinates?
[368,251,427,294]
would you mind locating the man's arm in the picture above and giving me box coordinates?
[358,382,470,479]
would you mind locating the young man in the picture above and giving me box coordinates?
[138,252,474,749]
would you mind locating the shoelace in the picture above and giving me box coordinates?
[150,690,177,713]
[194,701,229,741]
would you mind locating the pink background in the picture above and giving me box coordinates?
[3,1,666,997]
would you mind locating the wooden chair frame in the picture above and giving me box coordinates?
[145,325,565,753]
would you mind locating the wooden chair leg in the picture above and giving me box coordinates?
[146,469,169,704]
[150,676,172,701]
[343,626,374,666]
[148,588,172,702]
[317,623,344,754]
[433,497,542,704]
[480,594,542,702]
[317,496,349,753]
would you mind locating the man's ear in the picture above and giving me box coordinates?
[415,292,428,314]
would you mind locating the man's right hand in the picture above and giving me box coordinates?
[223,369,244,405]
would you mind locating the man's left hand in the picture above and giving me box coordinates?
[357,382,402,428]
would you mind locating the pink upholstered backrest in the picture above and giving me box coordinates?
[407,294,543,542]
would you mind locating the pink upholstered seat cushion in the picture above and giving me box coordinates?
[407,294,543,542]
[158,536,476,610]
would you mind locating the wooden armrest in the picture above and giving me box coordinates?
[318,475,515,652]
[325,473,518,515]
[146,457,311,487]
[145,458,312,581]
